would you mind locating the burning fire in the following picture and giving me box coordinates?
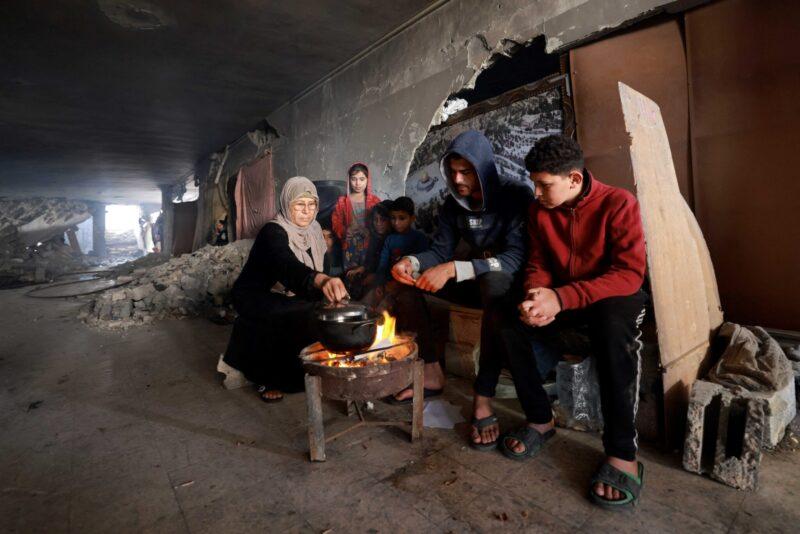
[371,311,397,349]
[309,311,410,368]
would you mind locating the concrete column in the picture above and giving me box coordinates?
[89,202,107,258]
[160,186,175,257]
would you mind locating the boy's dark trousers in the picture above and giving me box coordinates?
[500,290,648,461]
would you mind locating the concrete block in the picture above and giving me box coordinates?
[448,309,482,346]
[746,378,796,448]
[683,380,765,491]
[444,341,478,380]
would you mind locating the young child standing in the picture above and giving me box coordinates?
[376,197,429,285]
[331,162,381,273]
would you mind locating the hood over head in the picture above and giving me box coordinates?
[439,130,498,212]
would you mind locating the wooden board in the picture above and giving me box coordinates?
[618,82,723,445]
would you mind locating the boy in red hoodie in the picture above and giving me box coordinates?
[500,135,648,509]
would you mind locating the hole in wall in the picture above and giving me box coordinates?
[405,36,570,234]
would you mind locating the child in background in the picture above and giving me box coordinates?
[331,162,381,273]
[322,227,343,277]
[375,197,429,285]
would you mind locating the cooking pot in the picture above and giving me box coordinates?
[314,301,381,353]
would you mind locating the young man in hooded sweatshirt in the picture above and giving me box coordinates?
[499,134,648,509]
[391,130,532,449]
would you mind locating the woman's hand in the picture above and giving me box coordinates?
[314,273,349,303]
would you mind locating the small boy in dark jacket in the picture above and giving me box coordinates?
[376,197,428,284]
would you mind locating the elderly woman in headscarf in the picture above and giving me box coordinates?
[223,177,348,402]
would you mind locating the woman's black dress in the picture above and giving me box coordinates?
[223,223,322,392]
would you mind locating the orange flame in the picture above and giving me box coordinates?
[371,311,396,348]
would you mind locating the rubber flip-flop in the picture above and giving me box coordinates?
[499,426,555,461]
[469,414,500,451]
[588,461,644,510]
[385,387,443,405]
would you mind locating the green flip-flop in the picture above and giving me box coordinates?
[589,461,644,510]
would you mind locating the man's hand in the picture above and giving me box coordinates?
[314,273,349,303]
[519,287,561,327]
[415,262,456,293]
[391,258,416,286]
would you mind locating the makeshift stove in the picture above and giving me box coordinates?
[300,311,423,461]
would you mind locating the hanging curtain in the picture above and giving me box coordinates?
[234,151,275,240]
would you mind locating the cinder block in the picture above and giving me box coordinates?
[444,341,478,380]
[683,380,765,491]
[448,309,481,346]
[748,378,796,448]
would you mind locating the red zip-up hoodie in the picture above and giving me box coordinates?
[524,172,646,310]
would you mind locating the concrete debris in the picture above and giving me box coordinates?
[0,237,91,286]
[82,240,253,328]
[683,380,766,491]
[0,197,90,248]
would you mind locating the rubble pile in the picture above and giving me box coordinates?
[0,237,91,287]
[81,240,253,328]
[0,198,94,287]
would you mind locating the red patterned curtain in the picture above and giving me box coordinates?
[234,151,275,240]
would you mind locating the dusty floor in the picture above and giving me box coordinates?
[1,287,798,533]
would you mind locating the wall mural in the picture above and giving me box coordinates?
[406,75,572,233]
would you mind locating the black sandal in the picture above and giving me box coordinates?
[257,385,284,403]
[470,414,500,451]
[588,461,644,510]
[499,426,555,461]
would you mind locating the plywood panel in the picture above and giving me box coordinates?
[570,20,691,199]
[619,82,723,445]
[686,0,800,329]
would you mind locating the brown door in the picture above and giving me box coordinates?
[686,0,800,329]
[570,20,692,200]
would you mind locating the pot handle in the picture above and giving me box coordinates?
[352,322,374,334]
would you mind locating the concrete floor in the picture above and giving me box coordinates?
[1,287,798,534]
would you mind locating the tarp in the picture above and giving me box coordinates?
[708,323,793,393]
[235,152,275,240]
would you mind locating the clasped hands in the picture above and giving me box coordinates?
[519,287,561,326]
[391,258,454,293]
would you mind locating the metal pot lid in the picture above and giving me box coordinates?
[316,300,370,322]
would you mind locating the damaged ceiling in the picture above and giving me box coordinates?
[0,0,438,203]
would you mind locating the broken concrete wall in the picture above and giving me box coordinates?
[266,0,687,198]
[0,197,90,250]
